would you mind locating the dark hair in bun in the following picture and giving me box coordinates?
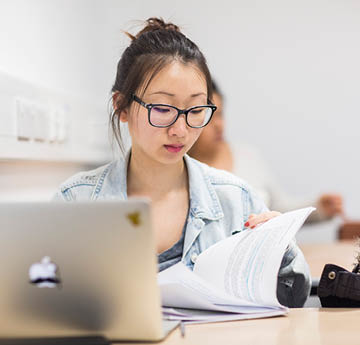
[126,17,181,40]
[110,17,213,153]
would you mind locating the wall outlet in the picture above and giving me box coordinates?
[15,98,69,144]
[15,98,32,140]
[2,71,110,163]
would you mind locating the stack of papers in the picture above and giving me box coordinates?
[158,207,315,324]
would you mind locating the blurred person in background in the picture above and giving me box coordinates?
[188,81,344,223]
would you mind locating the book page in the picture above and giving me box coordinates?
[158,261,280,313]
[162,306,286,324]
[193,207,315,307]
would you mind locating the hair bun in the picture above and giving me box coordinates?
[125,17,181,41]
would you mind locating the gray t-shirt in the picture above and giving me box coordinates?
[157,220,187,272]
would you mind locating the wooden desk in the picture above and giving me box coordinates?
[118,242,359,345]
[140,242,359,345]
[118,308,360,345]
[299,240,358,277]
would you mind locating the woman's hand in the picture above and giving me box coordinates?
[245,211,281,229]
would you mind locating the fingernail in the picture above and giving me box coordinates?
[245,222,249,227]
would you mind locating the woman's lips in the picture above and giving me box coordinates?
[164,145,184,153]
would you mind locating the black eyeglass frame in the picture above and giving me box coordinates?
[131,94,217,128]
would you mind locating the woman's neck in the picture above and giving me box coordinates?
[127,149,188,199]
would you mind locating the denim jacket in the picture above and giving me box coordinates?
[54,152,311,307]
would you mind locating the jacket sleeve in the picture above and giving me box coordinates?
[246,184,269,216]
[276,240,311,307]
[52,185,95,201]
[51,176,98,202]
[52,190,71,201]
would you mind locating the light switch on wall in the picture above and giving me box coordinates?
[15,98,31,140]
[1,71,111,163]
[15,98,69,144]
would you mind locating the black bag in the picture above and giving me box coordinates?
[317,263,360,307]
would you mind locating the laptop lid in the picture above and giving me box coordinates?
[0,200,166,341]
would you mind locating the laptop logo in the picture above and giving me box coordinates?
[29,256,61,288]
[127,211,141,226]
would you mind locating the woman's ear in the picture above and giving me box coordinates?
[112,92,129,123]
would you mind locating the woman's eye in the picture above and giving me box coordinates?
[153,106,170,113]
[190,109,203,115]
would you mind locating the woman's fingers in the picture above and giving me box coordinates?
[245,211,281,229]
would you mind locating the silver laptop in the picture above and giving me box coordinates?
[0,200,178,342]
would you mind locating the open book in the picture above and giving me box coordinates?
[158,207,315,324]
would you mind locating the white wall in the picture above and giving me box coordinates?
[103,0,360,219]
[0,0,112,200]
[1,0,360,218]
[0,0,107,104]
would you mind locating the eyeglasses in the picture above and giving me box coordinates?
[131,94,217,128]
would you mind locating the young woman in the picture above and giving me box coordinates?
[54,18,311,307]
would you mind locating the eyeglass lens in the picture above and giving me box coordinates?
[150,105,212,127]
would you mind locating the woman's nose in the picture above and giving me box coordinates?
[168,114,187,137]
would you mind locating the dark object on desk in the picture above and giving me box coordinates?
[338,221,360,240]
[310,278,319,296]
[0,336,110,345]
[318,264,360,307]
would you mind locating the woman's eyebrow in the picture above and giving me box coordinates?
[190,92,207,98]
[149,91,175,96]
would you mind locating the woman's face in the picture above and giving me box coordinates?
[123,61,208,165]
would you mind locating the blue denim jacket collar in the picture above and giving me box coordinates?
[94,150,225,260]
[98,150,224,222]
[186,155,224,221]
